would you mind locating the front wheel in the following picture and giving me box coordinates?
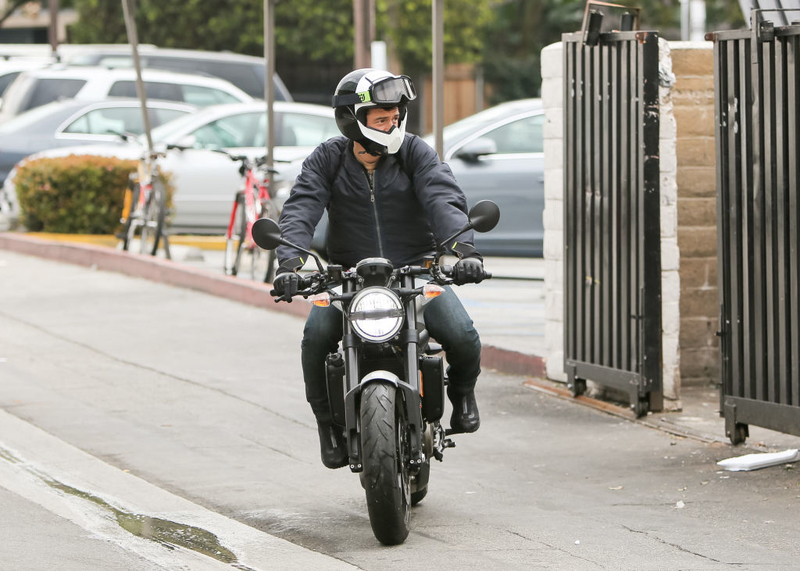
[360,382,410,545]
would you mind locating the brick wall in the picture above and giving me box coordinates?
[670,42,720,387]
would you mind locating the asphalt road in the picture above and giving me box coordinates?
[2,250,800,570]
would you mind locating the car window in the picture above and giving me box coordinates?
[190,112,261,148]
[151,107,190,127]
[480,114,544,154]
[0,71,21,96]
[108,81,182,101]
[277,112,338,147]
[63,107,145,135]
[26,78,87,111]
[179,84,240,106]
[147,57,265,100]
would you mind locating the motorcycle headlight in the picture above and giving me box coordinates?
[348,287,404,342]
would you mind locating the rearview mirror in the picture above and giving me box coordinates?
[468,200,500,233]
[251,218,283,250]
[453,137,497,162]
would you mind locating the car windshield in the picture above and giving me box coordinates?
[144,112,202,144]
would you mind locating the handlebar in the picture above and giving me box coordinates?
[270,262,491,303]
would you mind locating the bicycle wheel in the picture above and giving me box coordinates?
[120,181,140,251]
[140,177,166,256]
[224,193,247,276]
[259,199,280,283]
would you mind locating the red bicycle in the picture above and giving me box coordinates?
[217,150,280,282]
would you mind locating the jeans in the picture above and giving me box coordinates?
[300,285,481,422]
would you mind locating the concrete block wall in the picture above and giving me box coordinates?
[669,42,719,387]
[541,43,566,383]
[541,40,681,404]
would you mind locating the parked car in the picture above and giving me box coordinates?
[423,98,545,257]
[0,66,253,123]
[3,101,337,233]
[0,60,51,105]
[0,98,195,185]
[311,98,545,258]
[64,46,292,101]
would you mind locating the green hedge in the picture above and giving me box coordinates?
[14,155,177,235]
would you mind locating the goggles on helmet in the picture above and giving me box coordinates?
[333,75,417,108]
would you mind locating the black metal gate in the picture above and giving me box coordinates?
[562,20,662,417]
[709,14,800,444]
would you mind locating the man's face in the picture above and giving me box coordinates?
[365,106,400,132]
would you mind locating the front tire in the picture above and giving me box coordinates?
[360,382,410,545]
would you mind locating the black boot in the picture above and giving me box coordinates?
[448,387,480,434]
[317,421,348,469]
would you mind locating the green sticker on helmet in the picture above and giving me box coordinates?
[358,91,372,103]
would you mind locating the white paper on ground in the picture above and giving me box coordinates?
[716,449,800,472]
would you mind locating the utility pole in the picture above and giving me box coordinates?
[120,0,153,154]
[48,0,58,58]
[432,0,444,159]
[353,0,375,69]
[264,0,275,171]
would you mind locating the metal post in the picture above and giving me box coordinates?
[432,0,444,159]
[48,0,59,58]
[121,0,153,154]
[264,0,275,171]
[353,0,374,69]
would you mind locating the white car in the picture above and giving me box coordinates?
[0,65,253,123]
[0,59,52,106]
[3,101,338,233]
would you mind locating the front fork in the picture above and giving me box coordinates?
[332,275,427,473]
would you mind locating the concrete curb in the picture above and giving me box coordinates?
[0,232,546,378]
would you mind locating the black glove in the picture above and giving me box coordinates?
[271,271,301,303]
[452,257,485,285]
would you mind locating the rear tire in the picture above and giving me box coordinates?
[360,382,410,545]
[259,198,279,283]
[224,193,246,276]
[140,177,166,256]
[410,460,429,506]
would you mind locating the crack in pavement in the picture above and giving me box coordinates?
[620,524,744,566]
[506,529,606,569]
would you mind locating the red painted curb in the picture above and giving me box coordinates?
[1,232,546,377]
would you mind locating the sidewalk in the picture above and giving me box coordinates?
[3,231,800,454]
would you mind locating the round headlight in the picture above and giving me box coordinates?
[349,287,404,342]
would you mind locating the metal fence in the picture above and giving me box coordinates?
[709,15,800,444]
[562,28,662,417]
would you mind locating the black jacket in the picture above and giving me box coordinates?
[277,134,476,269]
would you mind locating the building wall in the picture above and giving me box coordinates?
[670,42,719,388]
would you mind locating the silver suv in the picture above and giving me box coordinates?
[65,46,292,101]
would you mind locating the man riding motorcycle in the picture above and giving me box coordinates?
[272,69,486,469]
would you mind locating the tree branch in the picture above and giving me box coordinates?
[0,0,35,29]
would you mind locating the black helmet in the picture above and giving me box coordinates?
[332,68,417,156]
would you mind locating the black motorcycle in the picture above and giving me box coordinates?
[252,200,500,545]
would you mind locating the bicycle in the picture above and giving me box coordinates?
[217,150,280,283]
[119,149,168,257]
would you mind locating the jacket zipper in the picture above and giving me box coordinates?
[365,170,385,257]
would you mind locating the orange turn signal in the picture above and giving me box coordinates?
[423,283,445,299]
[308,293,331,307]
